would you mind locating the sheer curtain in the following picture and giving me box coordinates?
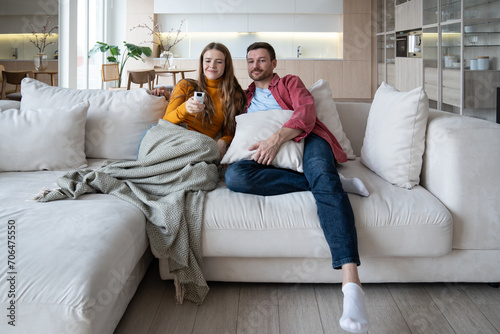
[59,0,118,89]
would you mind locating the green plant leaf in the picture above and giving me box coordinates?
[125,43,143,56]
[141,46,152,57]
[109,45,120,56]
[88,42,107,58]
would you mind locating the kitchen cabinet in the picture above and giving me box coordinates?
[376,0,397,86]
[442,69,461,108]
[441,0,461,23]
[155,0,342,14]
[151,0,372,100]
[387,0,396,32]
[154,0,202,13]
[378,0,500,122]
[377,35,386,85]
[462,0,500,119]
[423,26,438,107]
[441,22,462,110]
[294,14,342,32]
[376,32,396,86]
[295,0,343,14]
[464,70,500,108]
[247,14,295,32]
[156,13,341,33]
[396,57,423,91]
[423,0,438,25]
[395,0,423,31]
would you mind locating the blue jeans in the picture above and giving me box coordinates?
[225,133,360,269]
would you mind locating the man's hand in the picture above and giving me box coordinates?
[250,127,303,165]
[152,86,170,100]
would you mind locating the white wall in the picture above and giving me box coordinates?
[0,0,58,33]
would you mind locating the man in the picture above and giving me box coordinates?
[225,42,369,333]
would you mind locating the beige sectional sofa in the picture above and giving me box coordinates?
[160,100,500,285]
[1,79,499,334]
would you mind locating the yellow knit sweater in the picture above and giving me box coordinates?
[163,78,232,145]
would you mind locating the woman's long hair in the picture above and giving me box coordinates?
[191,42,247,136]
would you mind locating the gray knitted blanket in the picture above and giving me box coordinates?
[35,119,220,304]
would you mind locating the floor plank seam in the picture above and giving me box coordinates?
[459,284,500,334]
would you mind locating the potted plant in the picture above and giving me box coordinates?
[88,41,152,87]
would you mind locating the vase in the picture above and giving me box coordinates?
[160,50,174,69]
[34,53,48,71]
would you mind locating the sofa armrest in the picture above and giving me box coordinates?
[421,110,500,250]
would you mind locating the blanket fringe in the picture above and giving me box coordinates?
[174,274,185,304]
[31,188,59,202]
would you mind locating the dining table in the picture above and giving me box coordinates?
[34,70,58,86]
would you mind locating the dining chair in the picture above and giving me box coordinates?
[153,65,175,92]
[101,63,120,89]
[1,70,33,100]
[126,69,156,90]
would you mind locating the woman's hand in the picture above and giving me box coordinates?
[185,97,205,114]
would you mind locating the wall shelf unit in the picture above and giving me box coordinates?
[378,0,500,123]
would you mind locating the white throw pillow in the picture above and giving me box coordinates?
[221,109,305,172]
[0,102,89,172]
[309,79,355,159]
[360,82,429,189]
[20,78,167,160]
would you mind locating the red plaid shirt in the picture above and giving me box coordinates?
[246,73,347,163]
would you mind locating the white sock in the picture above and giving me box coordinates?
[339,282,370,333]
[339,173,369,197]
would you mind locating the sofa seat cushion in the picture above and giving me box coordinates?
[0,160,149,333]
[203,159,452,259]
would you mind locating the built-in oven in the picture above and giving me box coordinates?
[396,32,408,57]
[396,30,422,58]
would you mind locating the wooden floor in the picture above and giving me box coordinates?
[115,259,500,334]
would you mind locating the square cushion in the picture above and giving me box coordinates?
[360,82,429,189]
[221,109,304,172]
[0,102,89,171]
[309,79,355,159]
[20,78,167,160]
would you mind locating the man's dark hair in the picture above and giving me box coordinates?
[246,42,276,61]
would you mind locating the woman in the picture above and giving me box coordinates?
[154,42,246,159]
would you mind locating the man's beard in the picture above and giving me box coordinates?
[250,69,267,81]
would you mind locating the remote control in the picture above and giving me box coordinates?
[193,91,205,103]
